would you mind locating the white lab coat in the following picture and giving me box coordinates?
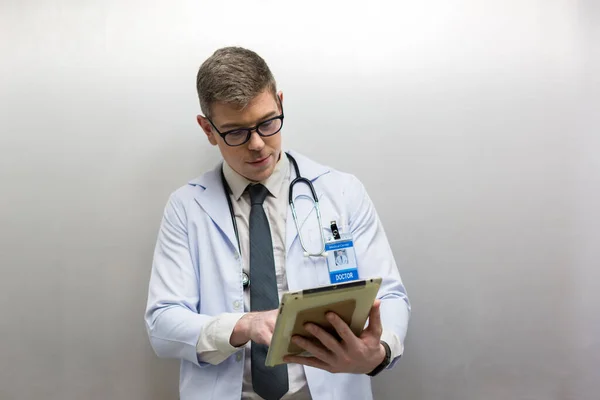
[145,151,410,400]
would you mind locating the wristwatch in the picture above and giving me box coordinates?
[367,341,392,377]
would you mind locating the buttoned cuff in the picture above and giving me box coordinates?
[196,313,246,365]
[381,328,404,362]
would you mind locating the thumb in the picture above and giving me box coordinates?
[366,299,382,337]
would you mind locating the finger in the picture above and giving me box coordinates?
[266,309,279,329]
[258,328,274,346]
[326,312,360,346]
[283,355,332,372]
[268,308,279,320]
[365,300,383,337]
[264,333,273,346]
[255,335,270,347]
[304,323,344,355]
[291,335,335,365]
[261,310,279,345]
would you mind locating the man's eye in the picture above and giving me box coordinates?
[227,129,247,137]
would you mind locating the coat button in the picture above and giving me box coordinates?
[233,300,242,310]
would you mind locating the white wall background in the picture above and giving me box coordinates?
[1,1,598,399]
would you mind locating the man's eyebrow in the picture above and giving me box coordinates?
[219,110,279,130]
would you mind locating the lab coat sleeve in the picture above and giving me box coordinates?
[347,175,411,368]
[144,193,212,367]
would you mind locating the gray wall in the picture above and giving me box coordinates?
[1,1,598,399]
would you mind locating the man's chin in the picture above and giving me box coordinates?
[245,163,275,182]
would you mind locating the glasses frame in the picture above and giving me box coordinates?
[206,99,284,147]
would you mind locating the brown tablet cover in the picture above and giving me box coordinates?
[287,299,357,353]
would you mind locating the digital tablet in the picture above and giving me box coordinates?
[265,277,382,367]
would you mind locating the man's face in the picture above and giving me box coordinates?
[198,90,283,182]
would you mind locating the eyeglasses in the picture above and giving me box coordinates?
[207,105,284,147]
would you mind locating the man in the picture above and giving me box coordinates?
[334,250,349,266]
[145,47,410,400]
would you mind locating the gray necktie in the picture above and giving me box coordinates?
[248,184,289,400]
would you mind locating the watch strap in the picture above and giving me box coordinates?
[367,341,391,377]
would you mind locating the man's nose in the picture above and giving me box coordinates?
[247,130,265,151]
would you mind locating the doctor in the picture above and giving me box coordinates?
[145,47,410,400]
[334,250,349,266]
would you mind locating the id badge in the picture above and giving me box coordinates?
[325,234,360,284]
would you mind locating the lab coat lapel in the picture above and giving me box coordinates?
[189,164,238,253]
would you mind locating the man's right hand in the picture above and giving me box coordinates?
[229,309,279,347]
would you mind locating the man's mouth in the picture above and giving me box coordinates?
[248,155,270,164]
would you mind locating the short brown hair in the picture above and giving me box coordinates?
[196,47,277,118]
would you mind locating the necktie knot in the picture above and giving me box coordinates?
[249,184,269,205]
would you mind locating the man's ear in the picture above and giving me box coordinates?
[197,115,218,146]
[277,91,284,108]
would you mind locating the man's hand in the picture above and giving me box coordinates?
[230,309,279,347]
[283,300,386,374]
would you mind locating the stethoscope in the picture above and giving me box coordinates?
[221,153,327,288]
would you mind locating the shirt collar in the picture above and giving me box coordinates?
[222,152,290,201]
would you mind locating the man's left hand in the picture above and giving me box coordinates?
[283,299,386,374]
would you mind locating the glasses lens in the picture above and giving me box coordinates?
[224,129,249,146]
[257,118,282,136]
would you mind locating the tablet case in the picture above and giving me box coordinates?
[287,299,356,353]
[265,278,381,366]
